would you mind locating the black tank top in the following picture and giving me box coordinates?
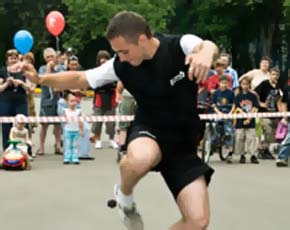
[0,68,27,102]
[113,34,199,132]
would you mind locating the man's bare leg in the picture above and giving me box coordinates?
[114,137,161,230]
[119,137,161,195]
[170,176,210,230]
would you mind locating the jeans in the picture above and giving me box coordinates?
[277,123,290,161]
[64,129,79,163]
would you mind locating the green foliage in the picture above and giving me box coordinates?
[0,0,64,65]
[61,0,175,52]
[0,0,289,73]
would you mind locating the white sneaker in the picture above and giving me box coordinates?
[110,140,119,149]
[114,184,144,230]
[95,141,102,149]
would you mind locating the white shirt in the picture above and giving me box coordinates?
[64,108,81,131]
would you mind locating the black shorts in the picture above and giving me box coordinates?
[126,124,214,199]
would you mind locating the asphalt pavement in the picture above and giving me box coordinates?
[0,97,289,230]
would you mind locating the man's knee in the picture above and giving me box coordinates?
[120,151,154,175]
[120,139,161,175]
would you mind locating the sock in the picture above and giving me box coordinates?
[115,185,134,208]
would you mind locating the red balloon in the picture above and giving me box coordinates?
[46,11,65,36]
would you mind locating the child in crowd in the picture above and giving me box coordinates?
[206,59,233,95]
[63,91,83,164]
[57,56,94,160]
[0,114,32,169]
[212,76,235,159]
[255,67,282,159]
[234,77,260,164]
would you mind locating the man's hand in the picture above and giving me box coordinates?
[22,63,40,85]
[185,41,218,83]
[12,79,24,87]
[185,52,211,83]
[46,61,55,73]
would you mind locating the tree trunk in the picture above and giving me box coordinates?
[259,21,276,57]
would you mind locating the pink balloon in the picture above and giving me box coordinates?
[46,11,65,36]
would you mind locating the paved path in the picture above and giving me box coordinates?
[0,98,289,230]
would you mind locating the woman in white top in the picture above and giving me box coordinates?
[239,56,271,90]
[63,91,83,164]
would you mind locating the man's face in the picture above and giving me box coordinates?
[109,36,145,66]
[270,71,279,84]
[68,60,79,70]
[220,56,229,68]
[215,64,225,75]
[59,54,67,64]
[44,51,57,64]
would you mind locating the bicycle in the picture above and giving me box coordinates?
[200,119,234,163]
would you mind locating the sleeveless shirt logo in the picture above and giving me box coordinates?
[138,130,156,139]
[169,71,185,86]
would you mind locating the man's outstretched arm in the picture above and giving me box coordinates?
[22,58,119,90]
[22,63,88,90]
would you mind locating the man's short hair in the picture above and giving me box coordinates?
[270,67,280,74]
[214,58,225,68]
[105,11,152,43]
[43,47,56,59]
[220,52,231,63]
[96,50,111,66]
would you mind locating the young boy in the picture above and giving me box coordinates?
[212,76,235,160]
[234,77,260,164]
[63,91,84,164]
[255,67,283,159]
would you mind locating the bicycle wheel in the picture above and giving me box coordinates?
[218,146,227,161]
[218,134,232,161]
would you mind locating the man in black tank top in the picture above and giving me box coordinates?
[22,11,218,230]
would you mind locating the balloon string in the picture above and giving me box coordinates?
[56,36,60,52]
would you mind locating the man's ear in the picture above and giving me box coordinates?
[138,34,148,45]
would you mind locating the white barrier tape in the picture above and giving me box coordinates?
[0,112,289,123]
[199,112,290,120]
[1,115,135,123]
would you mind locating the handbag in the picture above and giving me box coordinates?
[275,121,288,142]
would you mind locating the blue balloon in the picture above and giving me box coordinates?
[13,30,34,54]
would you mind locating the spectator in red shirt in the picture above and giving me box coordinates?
[205,59,232,95]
